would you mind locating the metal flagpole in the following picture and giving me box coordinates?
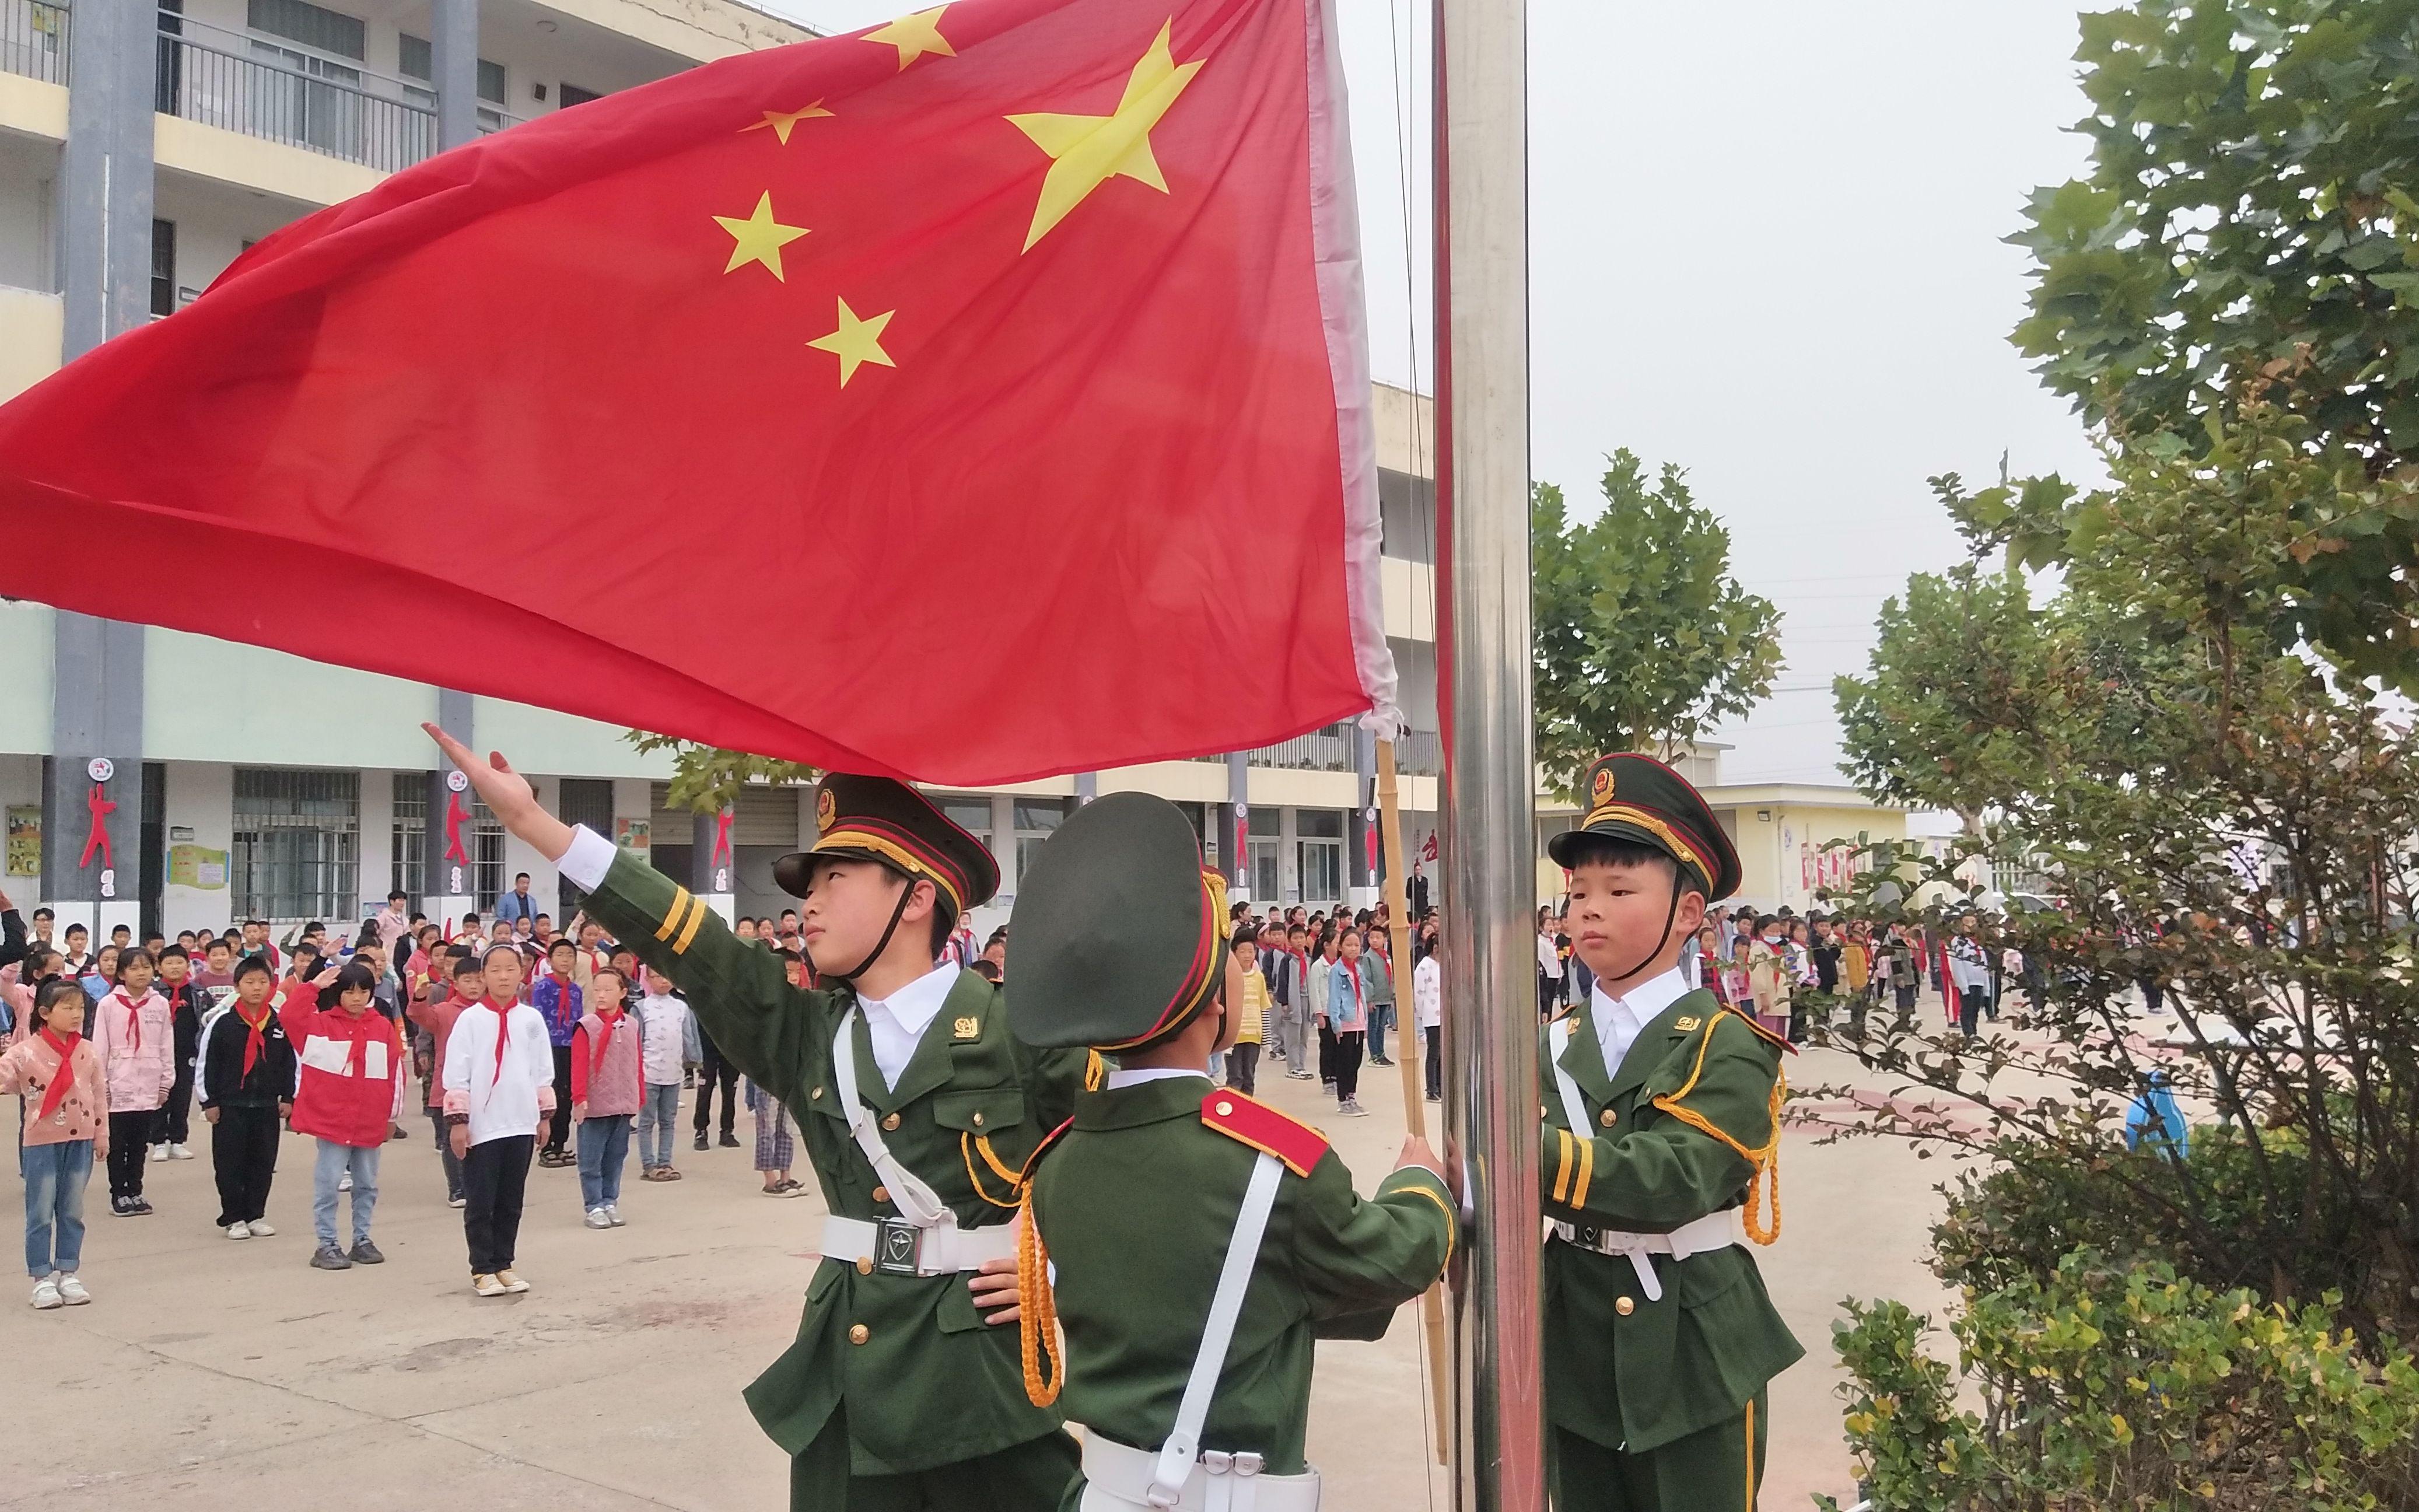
[1377,737,1451,1462]
[1431,0,1542,1507]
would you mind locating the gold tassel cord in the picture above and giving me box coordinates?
[1017,1187,1064,1406]
[961,1133,1022,1211]
[1648,1023,1785,1246]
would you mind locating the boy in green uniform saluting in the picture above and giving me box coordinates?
[427,725,1087,1511]
[1004,791,1456,1511]
[1539,753,1804,1511]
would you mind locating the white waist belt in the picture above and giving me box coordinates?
[820,1216,1014,1277]
[1079,1434,1319,1512]
[1548,1208,1742,1301]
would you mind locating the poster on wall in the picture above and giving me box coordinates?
[4,806,37,876]
[614,818,651,854]
[168,844,228,890]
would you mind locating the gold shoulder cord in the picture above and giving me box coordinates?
[1647,1016,1784,1245]
[1017,1184,1065,1406]
[962,1133,1024,1210]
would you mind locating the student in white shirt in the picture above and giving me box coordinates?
[441,943,554,1297]
[633,970,701,1181]
[1414,950,1443,1102]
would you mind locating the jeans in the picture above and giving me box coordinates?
[1223,1042,1259,1096]
[23,1139,92,1277]
[636,1083,681,1169]
[312,1139,381,1248]
[461,1134,533,1275]
[428,1105,464,1200]
[577,1114,632,1209]
[1368,1004,1395,1061]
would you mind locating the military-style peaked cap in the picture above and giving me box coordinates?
[1007,791,1228,1054]
[772,774,999,914]
[1547,752,1742,901]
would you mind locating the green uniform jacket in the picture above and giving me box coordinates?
[579,851,1091,1474]
[1538,989,1804,1454]
[1031,1077,1457,1476]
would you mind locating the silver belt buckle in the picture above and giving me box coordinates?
[874,1217,923,1276]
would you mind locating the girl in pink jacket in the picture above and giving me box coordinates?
[89,950,173,1218]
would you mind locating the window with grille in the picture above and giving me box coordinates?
[471,795,504,908]
[232,769,359,923]
[1013,799,1065,884]
[1296,810,1343,905]
[391,772,425,900]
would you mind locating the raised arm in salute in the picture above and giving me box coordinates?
[424,725,1088,1511]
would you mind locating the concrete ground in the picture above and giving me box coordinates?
[5,1035,1961,1511]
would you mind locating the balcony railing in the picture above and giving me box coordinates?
[1,0,69,86]
[154,28,436,172]
[1186,724,1443,776]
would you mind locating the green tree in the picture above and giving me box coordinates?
[2001,0,2419,688]
[1531,452,1782,802]
[624,731,815,816]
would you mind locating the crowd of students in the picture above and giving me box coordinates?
[1220,901,1444,1116]
[0,888,812,1309]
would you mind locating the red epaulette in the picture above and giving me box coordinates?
[1718,1005,1798,1055]
[1202,1090,1329,1176]
[1016,1116,1076,1185]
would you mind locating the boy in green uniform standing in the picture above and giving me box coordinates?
[1539,754,1805,1511]
[428,725,1087,1511]
[1004,791,1457,1511]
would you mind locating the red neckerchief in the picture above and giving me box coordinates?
[235,998,272,1077]
[111,989,143,1053]
[34,1028,80,1123]
[588,1007,625,1084]
[482,995,515,1077]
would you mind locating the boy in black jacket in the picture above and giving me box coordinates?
[197,956,296,1239]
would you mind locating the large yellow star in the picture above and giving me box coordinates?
[1006,20,1205,253]
[865,6,953,70]
[806,298,897,386]
[712,191,810,280]
[743,101,832,144]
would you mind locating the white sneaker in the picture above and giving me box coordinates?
[226,1222,251,1240]
[338,1173,353,1192]
[149,1143,169,1163]
[167,1143,194,1161]
[30,1276,61,1310]
[447,1195,466,1209]
[583,1208,612,1230]
[605,1206,626,1227]
[57,1274,89,1306]
[496,1269,530,1294]
[247,1219,276,1237]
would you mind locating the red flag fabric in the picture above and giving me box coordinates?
[0,0,1392,785]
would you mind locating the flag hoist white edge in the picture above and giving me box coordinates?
[1305,0,1401,736]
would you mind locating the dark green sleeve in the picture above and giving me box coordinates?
[1542,1019,1772,1231]
[1013,1039,1097,1132]
[577,849,827,1105]
[1292,1157,1457,1340]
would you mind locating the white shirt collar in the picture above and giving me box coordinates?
[857,961,961,1037]
[1590,964,1692,1078]
[1104,1066,1211,1090]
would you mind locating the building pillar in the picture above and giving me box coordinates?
[1348,724,1379,909]
[426,690,475,933]
[1221,752,1249,901]
[45,0,157,935]
[695,806,736,927]
[1074,771,1097,806]
[431,0,480,150]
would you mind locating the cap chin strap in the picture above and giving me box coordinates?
[816,872,919,985]
[1603,874,1687,989]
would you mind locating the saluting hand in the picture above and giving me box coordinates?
[422,724,576,861]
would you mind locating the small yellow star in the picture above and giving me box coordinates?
[743,102,832,145]
[712,191,810,280]
[1006,20,1205,252]
[865,6,953,70]
[806,297,897,386]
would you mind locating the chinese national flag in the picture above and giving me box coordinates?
[0,0,1393,784]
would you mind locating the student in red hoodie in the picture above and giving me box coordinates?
[407,951,483,1209]
[284,961,408,1270]
[568,966,643,1229]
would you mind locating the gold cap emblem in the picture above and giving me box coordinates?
[816,788,837,832]
[1592,765,1614,801]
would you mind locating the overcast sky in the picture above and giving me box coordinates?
[765,1,2110,785]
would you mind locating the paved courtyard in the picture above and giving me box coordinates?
[5,1038,1956,1510]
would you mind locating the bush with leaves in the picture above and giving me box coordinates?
[1819,1252,2419,1512]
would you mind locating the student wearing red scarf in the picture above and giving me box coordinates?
[568,965,643,1228]
[195,957,297,1240]
[285,961,410,1270]
[0,978,108,1308]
